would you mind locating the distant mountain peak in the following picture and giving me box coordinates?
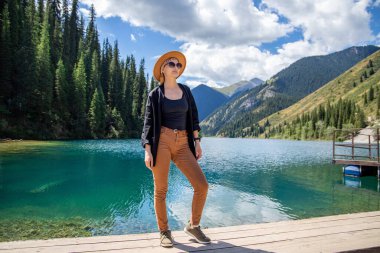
[190,84,229,121]
[214,77,264,97]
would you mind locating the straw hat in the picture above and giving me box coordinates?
[153,50,186,84]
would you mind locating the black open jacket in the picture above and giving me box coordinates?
[141,83,201,167]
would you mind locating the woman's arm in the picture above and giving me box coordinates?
[188,87,201,133]
[187,87,202,160]
[141,95,153,150]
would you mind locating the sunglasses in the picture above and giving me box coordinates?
[164,61,183,69]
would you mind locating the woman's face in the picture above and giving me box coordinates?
[162,57,181,80]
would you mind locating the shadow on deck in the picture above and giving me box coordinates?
[1,211,380,252]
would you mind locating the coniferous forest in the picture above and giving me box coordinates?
[216,54,379,141]
[0,0,157,140]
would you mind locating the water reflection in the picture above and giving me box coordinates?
[1,138,380,242]
[342,175,380,192]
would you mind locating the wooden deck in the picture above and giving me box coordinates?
[333,159,380,167]
[1,211,380,252]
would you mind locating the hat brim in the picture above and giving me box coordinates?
[153,51,186,82]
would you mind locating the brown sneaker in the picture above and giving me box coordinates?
[184,220,211,244]
[159,229,174,248]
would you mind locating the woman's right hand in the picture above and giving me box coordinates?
[145,150,153,171]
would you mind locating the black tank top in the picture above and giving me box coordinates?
[162,92,188,130]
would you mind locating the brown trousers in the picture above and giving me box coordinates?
[151,126,209,232]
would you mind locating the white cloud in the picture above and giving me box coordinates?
[262,0,374,51]
[376,32,380,47]
[185,79,225,89]
[184,80,204,89]
[181,43,269,85]
[130,33,136,42]
[206,80,223,88]
[80,0,293,46]
[180,42,314,85]
[79,7,90,18]
[373,0,380,6]
[82,0,377,86]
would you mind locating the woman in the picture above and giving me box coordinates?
[141,51,211,248]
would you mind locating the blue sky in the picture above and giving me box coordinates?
[79,0,380,88]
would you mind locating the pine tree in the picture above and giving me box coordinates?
[37,0,44,25]
[109,41,123,110]
[54,58,69,122]
[101,39,112,104]
[68,0,80,69]
[132,59,147,129]
[337,98,343,129]
[88,86,106,138]
[108,107,125,138]
[83,4,100,84]
[325,102,331,127]
[141,77,148,120]
[20,0,39,115]
[369,86,374,101]
[72,51,87,137]
[354,109,366,128]
[35,2,53,131]
[47,0,62,68]
[149,76,156,91]
[122,55,134,134]
[0,4,12,116]
[61,0,70,68]
[88,51,100,112]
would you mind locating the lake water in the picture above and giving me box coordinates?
[0,138,379,242]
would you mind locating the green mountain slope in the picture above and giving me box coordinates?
[256,50,380,140]
[200,46,379,137]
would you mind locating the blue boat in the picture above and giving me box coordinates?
[343,165,361,177]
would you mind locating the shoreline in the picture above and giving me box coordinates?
[0,136,334,143]
[0,138,24,142]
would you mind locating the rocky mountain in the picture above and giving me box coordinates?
[200,45,380,137]
[215,78,263,97]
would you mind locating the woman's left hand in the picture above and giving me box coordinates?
[195,141,202,160]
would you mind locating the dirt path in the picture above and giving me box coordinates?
[343,127,377,143]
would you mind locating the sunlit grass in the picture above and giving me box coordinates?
[0,140,66,154]
[0,217,94,242]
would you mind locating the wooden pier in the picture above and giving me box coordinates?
[332,128,380,178]
[1,211,380,252]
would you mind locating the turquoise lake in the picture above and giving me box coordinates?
[0,138,379,241]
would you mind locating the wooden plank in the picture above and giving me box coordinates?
[197,230,380,253]
[242,230,380,253]
[1,212,380,250]
[1,211,379,249]
[1,211,380,252]
[3,219,379,253]
[333,159,380,166]
[335,143,377,148]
